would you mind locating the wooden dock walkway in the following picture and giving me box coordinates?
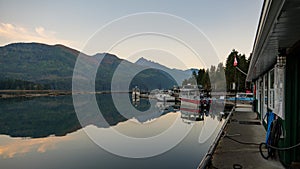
[208,104,284,169]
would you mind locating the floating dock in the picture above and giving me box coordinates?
[199,104,284,169]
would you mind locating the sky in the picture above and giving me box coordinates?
[0,0,263,69]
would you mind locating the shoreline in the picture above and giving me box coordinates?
[0,90,72,99]
[0,90,130,99]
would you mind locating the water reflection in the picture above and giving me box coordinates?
[0,94,230,169]
[0,134,73,159]
[0,94,177,138]
[0,96,80,138]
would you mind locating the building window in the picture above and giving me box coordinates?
[269,69,275,110]
[264,74,268,105]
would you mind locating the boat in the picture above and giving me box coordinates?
[152,89,176,102]
[179,84,210,109]
[179,84,211,122]
[155,93,175,102]
[180,84,201,107]
[132,86,140,101]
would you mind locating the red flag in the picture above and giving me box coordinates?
[233,55,238,67]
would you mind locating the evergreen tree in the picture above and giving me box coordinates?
[225,49,249,92]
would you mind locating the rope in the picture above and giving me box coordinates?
[236,66,248,76]
[224,135,260,146]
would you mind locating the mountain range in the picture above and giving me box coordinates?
[135,57,197,84]
[0,43,195,91]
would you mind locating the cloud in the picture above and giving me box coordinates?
[35,26,47,38]
[0,22,79,48]
[0,135,72,159]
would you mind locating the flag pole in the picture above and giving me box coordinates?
[235,66,237,109]
[234,54,238,109]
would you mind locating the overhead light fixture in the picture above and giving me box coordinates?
[277,48,286,67]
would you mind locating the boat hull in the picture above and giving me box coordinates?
[180,97,201,108]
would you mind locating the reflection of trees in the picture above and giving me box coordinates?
[0,94,174,138]
[0,96,81,138]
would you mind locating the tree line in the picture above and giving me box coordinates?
[1,49,250,92]
[182,49,251,92]
[0,78,51,90]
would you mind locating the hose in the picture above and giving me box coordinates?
[225,117,300,159]
[224,135,260,146]
[225,134,300,158]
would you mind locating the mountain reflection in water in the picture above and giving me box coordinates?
[0,94,228,169]
[0,94,173,138]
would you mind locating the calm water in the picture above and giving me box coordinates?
[0,94,225,169]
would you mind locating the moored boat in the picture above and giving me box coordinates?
[179,84,210,108]
[132,86,140,101]
[155,93,175,102]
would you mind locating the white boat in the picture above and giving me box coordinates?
[149,89,160,99]
[179,84,211,113]
[180,84,202,108]
[132,86,140,101]
[155,93,175,102]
